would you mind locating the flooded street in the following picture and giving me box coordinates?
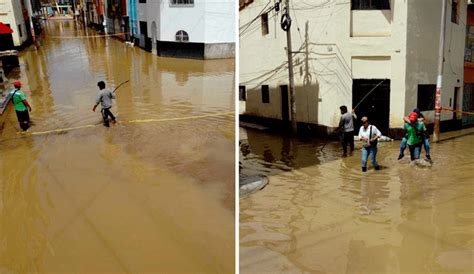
[0,21,234,273]
[240,127,474,274]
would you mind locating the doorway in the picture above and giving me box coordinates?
[352,79,391,135]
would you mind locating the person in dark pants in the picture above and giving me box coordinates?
[92,81,116,127]
[403,112,426,161]
[398,108,431,160]
[10,81,32,132]
[338,105,357,156]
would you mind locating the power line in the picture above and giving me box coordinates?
[239,0,272,34]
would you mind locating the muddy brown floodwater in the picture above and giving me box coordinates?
[0,21,234,273]
[240,127,474,274]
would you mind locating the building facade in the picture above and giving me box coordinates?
[134,0,235,59]
[0,0,31,47]
[239,0,467,137]
[464,3,474,126]
[80,0,105,30]
[103,0,127,39]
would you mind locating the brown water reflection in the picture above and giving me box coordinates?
[240,127,474,274]
[0,21,234,273]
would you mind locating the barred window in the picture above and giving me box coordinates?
[351,0,390,10]
[170,0,194,6]
[175,30,189,42]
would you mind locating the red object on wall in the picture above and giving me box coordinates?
[0,22,14,34]
[98,0,103,15]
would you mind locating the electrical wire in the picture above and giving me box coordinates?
[239,1,273,35]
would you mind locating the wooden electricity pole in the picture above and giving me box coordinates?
[433,0,447,143]
[284,0,297,135]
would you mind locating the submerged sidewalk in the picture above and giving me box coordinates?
[438,126,474,141]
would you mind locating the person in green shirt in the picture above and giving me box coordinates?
[403,112,426,161]
[10,81,32,131]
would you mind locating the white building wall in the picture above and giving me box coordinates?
[203,0,235,43]
[146,0,161,41]
[240,0,409,130]
[137,0,235,44]
[405,0,466,125]
[0,0,28,47]
[160,0,206,43]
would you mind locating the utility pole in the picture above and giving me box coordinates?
[433,0,447,143]
[284,0,297,135]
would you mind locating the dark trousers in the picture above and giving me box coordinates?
[101,107,115,126]
[341,131,355,154]
[15,110,30,131]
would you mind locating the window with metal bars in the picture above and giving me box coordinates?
[351,0,390,10]
[170,0,194,6]
[175,30,189,42]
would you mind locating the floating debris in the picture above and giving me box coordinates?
[240,175,269,197]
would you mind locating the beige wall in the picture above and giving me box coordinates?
[405,0,466,125]
[240,0,409,131]
[240,0,466,132]
[0,0,28,47]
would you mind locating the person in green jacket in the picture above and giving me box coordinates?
[403,112,426,161]
[10,81,32,132]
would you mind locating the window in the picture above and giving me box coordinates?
[170,0,194,6]
[175,30,189,42]
[139,21,147,36]
[139,0,146,3]
[239,86,247,101]
[351,0,390,10]
[417,85,436,111]
[261,85,270,103]
[18,24,22,37]
[261,13,269,35]
[465,24,474,62]
[451,0,459,24]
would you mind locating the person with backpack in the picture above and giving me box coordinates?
[358,116,381,172]
[92,81,116,127]
[338,105,357,157]
[10,81,32,132]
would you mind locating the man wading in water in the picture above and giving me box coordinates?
[337,105,357,157]
[92,81,116,127]
[10,81,32,132]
